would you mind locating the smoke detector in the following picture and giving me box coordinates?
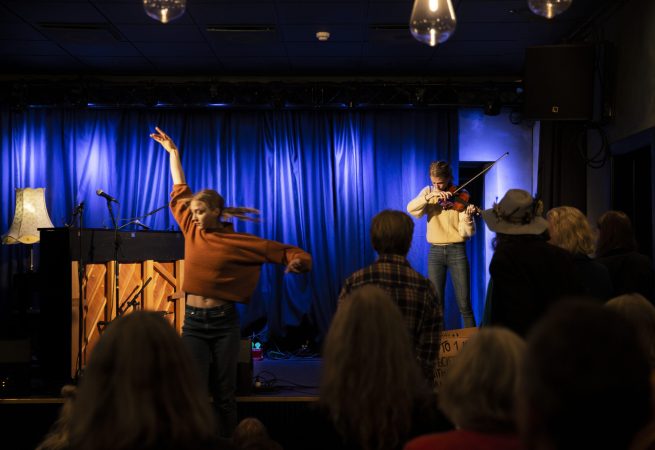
[316,31,330,41]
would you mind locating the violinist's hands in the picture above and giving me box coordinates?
[465,204,478,217]
[150,127,178,153]
[426,186,452,202]
[285,258,305,274]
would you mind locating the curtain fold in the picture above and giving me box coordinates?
[537,121,588,212]
[1,107,465,342]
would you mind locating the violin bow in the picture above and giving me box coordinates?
[452,152,509,195]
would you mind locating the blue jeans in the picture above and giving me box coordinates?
[182,303,240,438]
[428,243,476,328]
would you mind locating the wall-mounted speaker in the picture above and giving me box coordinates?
[524,44,595,121]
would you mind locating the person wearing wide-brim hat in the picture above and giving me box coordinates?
[479,189,583,337]
[480,189,549,236]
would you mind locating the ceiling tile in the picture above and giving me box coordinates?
[187,2,277,25]
[0,40,69,56]
[363,41,435,58]
[277,2,366,25]
[59,41,141,57]
[2,54,83,71]
[78,55,155,72]
[289,56,363,72]
[286,42,363,57]
[219,57,291,72]
[207,41,288,58]
[146,57,222,72]
[0,22,47,40]
[134,42,215,57]
[116,24,205,42]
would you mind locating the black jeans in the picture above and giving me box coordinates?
[182,303,240,437]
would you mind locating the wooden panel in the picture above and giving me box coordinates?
[71,258,184,376]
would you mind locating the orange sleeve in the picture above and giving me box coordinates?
[170,184,193,234]
[264,240,312,272]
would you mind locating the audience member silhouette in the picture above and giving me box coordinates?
[605,293,655,450]
[405,327,525,450]
[338,209,442,385]
[232,417,283,450]
[518,300,651,450]
[606,293,655,368]
[35,384,77,450]
[316,285,451,450]
[596,210,654,302]
[546,206,612,301]
[480,189,583,336]
[67,311,221,450]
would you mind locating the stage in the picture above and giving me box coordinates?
[0,356,322,450]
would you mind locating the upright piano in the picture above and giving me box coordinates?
[39,228,185,386]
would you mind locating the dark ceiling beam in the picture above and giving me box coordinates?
[0,77,523,111]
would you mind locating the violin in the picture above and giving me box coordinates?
[437,185,480,214]
[434,152,510,214]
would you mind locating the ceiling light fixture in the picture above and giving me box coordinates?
[143,0,187,24]
[527,0,572,19]
[409,0,457,47]
[316,31,330,41]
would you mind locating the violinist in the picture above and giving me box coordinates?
[407,161,477,328]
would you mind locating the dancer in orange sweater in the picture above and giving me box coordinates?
[151,127,312,438]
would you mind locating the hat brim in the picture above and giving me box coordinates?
[481,208,549,235]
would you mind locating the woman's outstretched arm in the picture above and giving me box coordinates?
[150,127,186,185]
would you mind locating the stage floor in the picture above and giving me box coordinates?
[0,356,322,450]
[244,356,321,399]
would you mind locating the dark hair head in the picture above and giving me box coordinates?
[429,161,452,180]
[68,311,217,450]
[519,299,651,450]
[370,210,414,256]
[596,210,638,256]
[321,285,429,450]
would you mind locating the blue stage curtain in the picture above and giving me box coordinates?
[0,107,462,341]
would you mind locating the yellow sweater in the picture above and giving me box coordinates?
[170,184,312,302]
[406,186,475,244]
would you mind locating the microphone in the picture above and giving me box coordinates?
[133,220,151,230]
[96,189,119,203]
[72,201,85,215]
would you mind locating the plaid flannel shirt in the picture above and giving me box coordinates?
[338,254,442,384]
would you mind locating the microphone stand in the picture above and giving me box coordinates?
[119,204,168,229]
[71,202,85,382]
[117,277,152,315]
[98,202,165,329]
[118,219,151,231]
[102,198,121,323]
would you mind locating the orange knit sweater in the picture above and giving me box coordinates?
[170,184,312,303]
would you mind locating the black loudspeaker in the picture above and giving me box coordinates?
[524,44,595,120]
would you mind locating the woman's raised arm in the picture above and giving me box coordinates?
[150,127,186,185]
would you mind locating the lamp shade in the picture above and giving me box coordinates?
[2,188,55,245]
[143,0,186,24]
[410,0,457,47]
[527,0,572,19]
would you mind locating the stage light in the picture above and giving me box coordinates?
[527,0,572,19]
[409,0,457,47]
[143,0,186,24]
